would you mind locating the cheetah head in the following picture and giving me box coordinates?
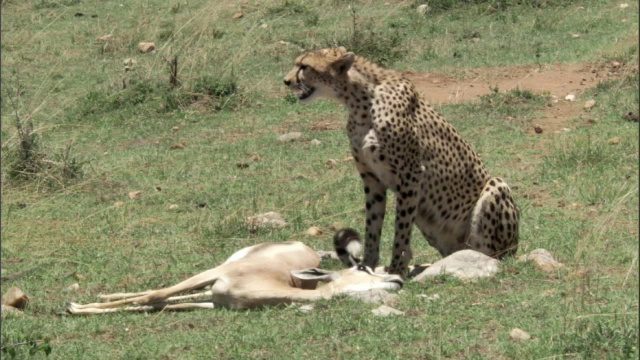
[283,47,355,102]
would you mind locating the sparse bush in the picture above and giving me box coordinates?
[328,6,406,66]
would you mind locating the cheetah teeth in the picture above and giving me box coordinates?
[299,87,316,100]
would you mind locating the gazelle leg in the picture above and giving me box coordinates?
[98,291,153,301]
[67,267,223,310]
[66,301,215,315]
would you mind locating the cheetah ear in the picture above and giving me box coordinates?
[331,52,355,75]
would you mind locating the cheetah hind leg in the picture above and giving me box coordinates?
[466,177,519,259]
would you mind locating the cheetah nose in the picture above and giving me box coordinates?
[283,79,291,86]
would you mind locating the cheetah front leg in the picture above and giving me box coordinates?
[355,162,387,270]
[387,174,421,277]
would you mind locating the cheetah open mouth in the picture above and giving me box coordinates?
[298,87,316,100]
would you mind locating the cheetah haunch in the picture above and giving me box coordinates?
[284,47,519,276]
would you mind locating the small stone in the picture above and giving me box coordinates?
[98,34,113,41]
[128,191,142,199]
[310,139,322,146]
[66,283,80,291]
[138,42,156,53]
[584,99,596,109]
[611,61,621,68]
[510,328,531,341]
[168,204,179,210]
[416,4,429,14]
[172,126,180,131]
[342,156,354,162]
[75,273,87,281]
[278,132,302,142]
[278,40,290,46]
[562,128,571,133]
[1,287,29,309]
[123,58,136,66]
[114,201,125,207]
[565,94,576,101]
[417,293,440,301]
[232,12,244,19]
[534,126,543,134]
[571,34,581,39]
[325,159,339,169]
[329,222,345,231]
[609,137,621,145]
[413,250,500,282]
[260,23,268,29]
[169,141,187,149]
[372,305,405,317]
[623,112,639,122]
[250,155,262,162]
[619,3,629,9]
[245,212,288,231]
[298,304,314,313]
[518,249,564,272]
[304,226,323,236]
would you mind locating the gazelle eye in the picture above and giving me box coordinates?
[357,265,368,272]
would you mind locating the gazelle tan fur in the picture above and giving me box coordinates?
[65,241,403,315]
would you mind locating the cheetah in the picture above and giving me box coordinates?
[284,47,519,277]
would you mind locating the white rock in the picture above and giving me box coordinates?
[417,4,429,14]
[510,328,531,341]
[584,99,596,109]
[304,226,323,236]
[565,94,576,101]
[518,249,564,272]
[620,3,629,9]
[66,283,80,291]
[297,304,314,313]
[413,249,500,282]
[417,293,440,301]
[371,305,405,317]
[310,139,322,146]
[349,289,399,306]
[244,212,288,230]
[277,132,302,142]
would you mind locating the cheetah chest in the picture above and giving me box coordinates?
[349,124,398,189]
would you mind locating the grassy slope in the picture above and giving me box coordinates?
[1,0,638,358]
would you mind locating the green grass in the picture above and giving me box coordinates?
[2,0,639,358]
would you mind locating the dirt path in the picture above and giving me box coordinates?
[405,61,633,134]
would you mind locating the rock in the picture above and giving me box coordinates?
[2,286,29,309]
[128,191,142,199]
[232,12,244,19]
[565,94,576,101]
[98,34,113,41]
[310,139,322,146]
[619,3,629,9]
[609,137,621,145]
[416,4,429,14]
[278,132,302,142]
[169,141,187,149]
[168,204,179,210]
[342,156,354,162]
[371,304,405,316]
[123,58,136,66]
[534,126,543,134]
[623,112,639,122]
[172,126,180,131]
[413,250,500,282]
[518,249,564,272]
[66,283,80,291]
[571,34,581,39]
[114,201,125,207]
[325,159,339,169]
[417,293,440,301]
[260,23,268,29]
[138,42,156,53]
[584,99,596,109]
[304,226,323,236]
[329,222,345,231]
[349,289,399,306]
[1,305,24,317]
[297,304,314,313]
[245,212,288,230]
[510,328,531,341]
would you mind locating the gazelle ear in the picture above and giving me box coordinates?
[291,268,339,282]
[331,52,355,75]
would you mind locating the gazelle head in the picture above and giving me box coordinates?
[291,264,404,296]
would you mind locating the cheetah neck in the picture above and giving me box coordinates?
[339,57,393,101]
